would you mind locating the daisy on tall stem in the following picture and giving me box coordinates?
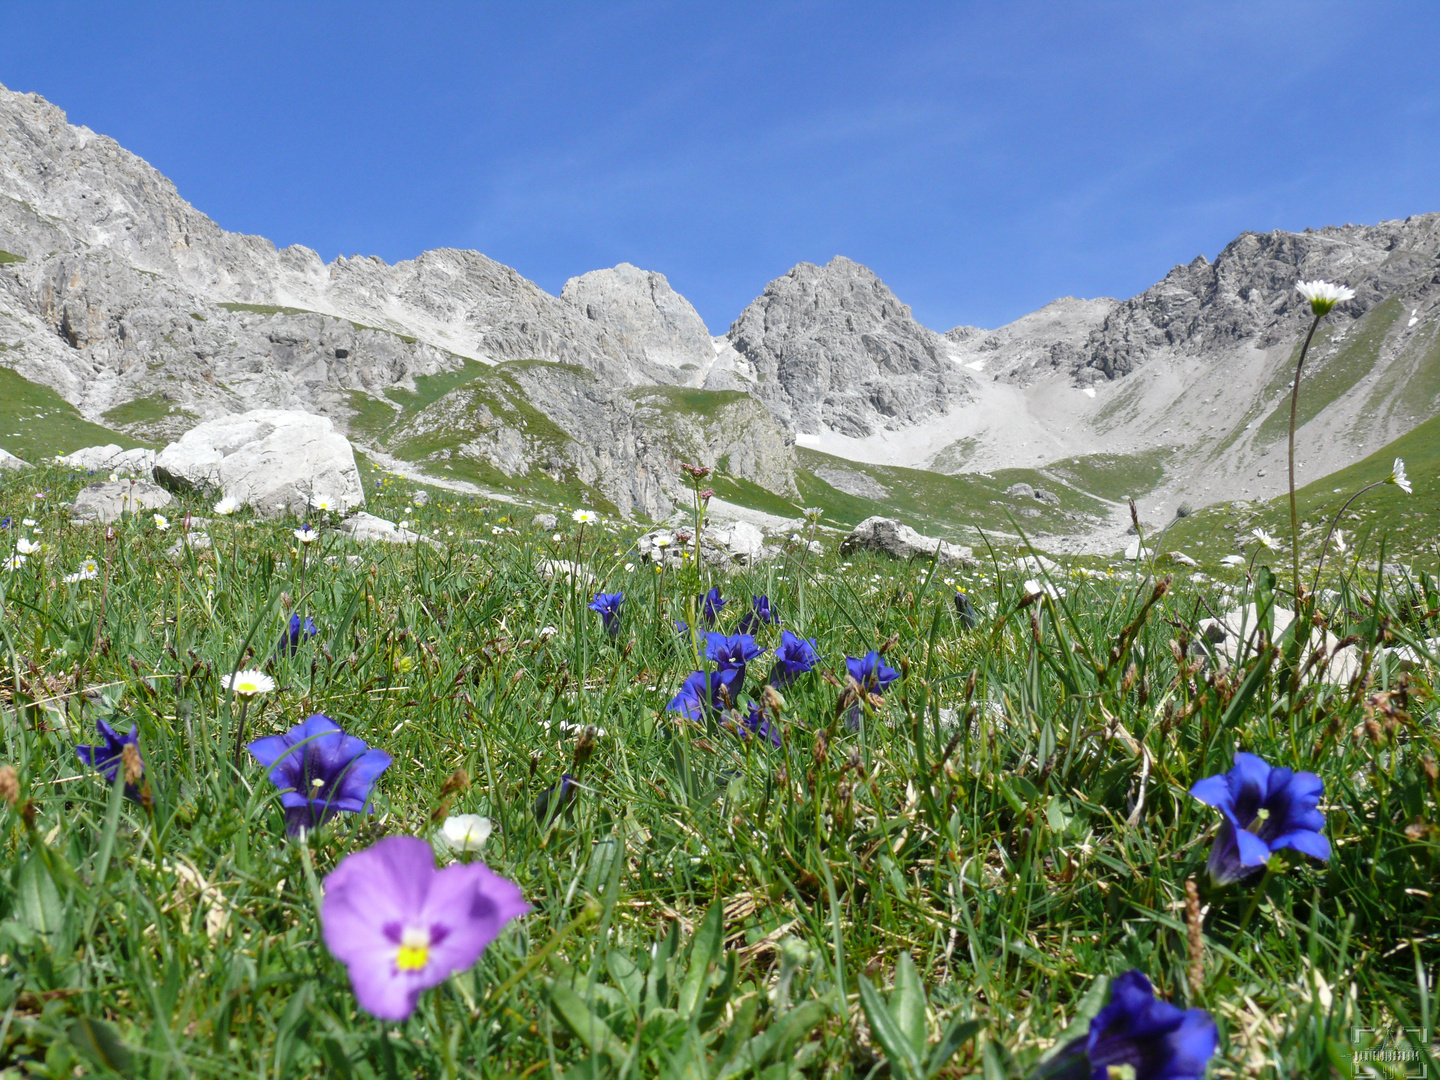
[1287,280,1353,599]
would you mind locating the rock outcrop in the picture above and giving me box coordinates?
[153,410,364,517]
[723,257,972,437]
[839,516,974,567]
[71,478,172,523]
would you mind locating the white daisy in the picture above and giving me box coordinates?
[5,554,25,570]
[21,518,35,527]
[153,514,170,531]
[441,814,493,852]
[221,670,275,697]
[64,557,100,583]
[15,538,40,555]
[624,562,635,572]
[1295,280,1355,316]
[313,496,334,512]
[213,496,240,516]
[1251,528,1279,550]
[1389,458,1412,494]
[551,533,563,542]
[293,524,318,544]
[1023,578,1065,600]
[572,509,598,524]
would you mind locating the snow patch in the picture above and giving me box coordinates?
[1081,387,1096,398]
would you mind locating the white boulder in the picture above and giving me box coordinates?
[154,410,364,518]
[56,444,156,476]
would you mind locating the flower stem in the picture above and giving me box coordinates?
[1287,314,1322,603]
[1310,479,1385,595]
[231,696,251,769]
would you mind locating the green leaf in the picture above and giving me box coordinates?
[677,901,724,1019]
[925,1017,980,1079]
[16,853,64,937]
[859,975,922,1080]
[550,982,627,1065]
[890,953,928,1059]
[715,1000,830,1080]
[696,953,737,1034]
[68,1016,133,1075]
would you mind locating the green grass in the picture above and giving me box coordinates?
[1166,409,1440,565]
[627,386,752,417]
[0,367,148,464]
[0,463,1433,1076]
[101,394,193,431]
[0,250,24,265]
[1044,448,1172,502]
[218,302,314,317]
[794,449,1104,540]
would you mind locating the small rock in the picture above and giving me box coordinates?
[538,558,595,584]
[412,490,430,506]
[71,479,173,524]
[56,444,156,476]
[1005,482,1035,500]
[1164,551,1199,567]
[166,532,211,559]
[1032,488,1060,505]
[334,511,435,546]
[532,513,558,531]
[1010,554,1057,576]
[0,448,32,471]
[839,516,974,567]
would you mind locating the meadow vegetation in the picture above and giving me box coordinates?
[0,455,1435,1078]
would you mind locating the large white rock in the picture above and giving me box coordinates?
[56,444,156,475]
[71,479,173,524]
[839,516,975,567]
[154,410,364,518]
[334,512,434,546]
[0,448,32,471]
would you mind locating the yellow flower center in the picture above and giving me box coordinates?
[396,927,430,972]
[236,681,260,695]
[1107,1067,1137,1080]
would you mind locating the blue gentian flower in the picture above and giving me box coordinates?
[247,714,393,836]
[738,703,783,748]
[954,590,977,629]
[534,773,579,824]
[76,719,143,802]
[736,595,777,634]
[769,630,819,688]
[666,669,741,720]
[0,517,10,530]
[673,619,689,636]
[1040,970,1217,1080]
[588,591,625,636]
[846,651,899,695]
[700,587,727,628]
[277,613,319,657]
[1189,751,1329,885]
[844,650,900,728]
[705,632,764,670]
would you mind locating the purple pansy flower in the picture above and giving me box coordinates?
[320,835,529,1021]
[769,630,819,688]
[700,587,727,628]
[277,613,319,657]
[587,591,625,636]
[1189,751,1329,885]
[666,669,741,721]
[247,714,393,836]
[75,718,143,802]
[1039,970,1217,1080]
[736,595,777,634]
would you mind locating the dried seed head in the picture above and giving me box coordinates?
[0,765,18,808]
[440,768,471,798]
[760,685,787,715]
[121,743,145,786]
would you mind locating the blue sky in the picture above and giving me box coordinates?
[2,2,1436,333]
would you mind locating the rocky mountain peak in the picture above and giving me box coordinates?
[724,255,972,438]
[559,263,715,374]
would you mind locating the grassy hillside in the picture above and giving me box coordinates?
[0,366,147,463]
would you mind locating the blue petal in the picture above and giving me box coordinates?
[1270,828,1331,863]
[1188,774,1234,812]
[1234,825,1272,869]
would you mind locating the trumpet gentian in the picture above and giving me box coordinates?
[248,714,393,836]
[1040,969,1217,1080]
[737,594,776,634]
[587,592,624,636]
[666,669,741,721]
[769,630,819,688]
[1189,750,1329,885]
[320,835,529,1021]
[76,719,144,803]
[277,613,319,657]
[700,587,727,628]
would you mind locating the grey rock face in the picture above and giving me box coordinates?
[814,465,889,500]
[838,516,974,567]
[531,513,558,531]
[1005,482,1035,500]
[0,448,31,470]
[1033,488,1060,506]
[560,264,715,377]
[944,297,1119,387]
[725,257,973,436]
[411,490,430,507]
[635,521,779,569]
[153,409,364,517]
[71,478,172,523]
